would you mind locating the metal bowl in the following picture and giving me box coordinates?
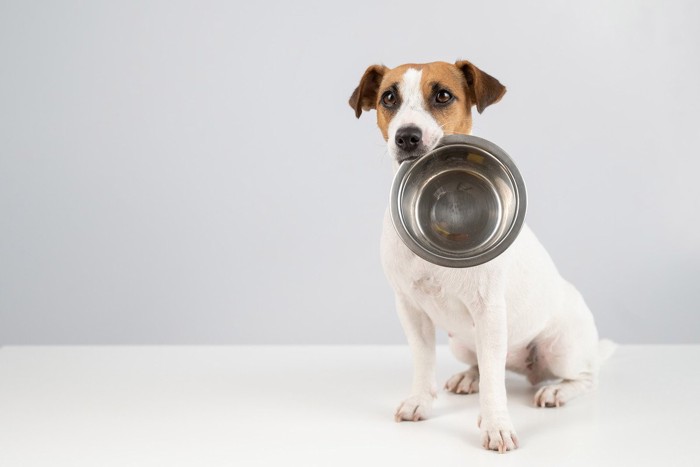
[390,134,527,268]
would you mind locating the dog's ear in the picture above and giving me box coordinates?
[454,60,506,114]
[349,65,388,118]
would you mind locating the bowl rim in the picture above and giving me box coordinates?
[389,134,527,268]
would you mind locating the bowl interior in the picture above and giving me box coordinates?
[394,141,524,266]
[414,168,502,255]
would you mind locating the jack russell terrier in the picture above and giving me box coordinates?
[349,60,613,453]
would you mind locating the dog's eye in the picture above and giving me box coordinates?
[435,90,453,104]
[381,91,397,108]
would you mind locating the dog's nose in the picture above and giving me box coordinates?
[395,126,422,152]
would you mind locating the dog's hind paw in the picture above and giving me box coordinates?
[394,394,434,422]
[534,378,593,408]
[444,368,479,394]
[534,384,566,408]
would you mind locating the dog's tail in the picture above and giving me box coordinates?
[598,339,617,364]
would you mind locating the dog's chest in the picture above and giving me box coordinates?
[380,210,477,332]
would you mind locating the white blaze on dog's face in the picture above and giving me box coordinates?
[384,68,443,162]
[349,61,507,164]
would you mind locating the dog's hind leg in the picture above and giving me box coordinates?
[532,290,600,408]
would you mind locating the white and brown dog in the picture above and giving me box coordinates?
[349,60,613,453]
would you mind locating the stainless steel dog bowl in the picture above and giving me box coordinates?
[390,134,527,268]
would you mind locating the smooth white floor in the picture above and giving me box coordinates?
[0,345,698,467]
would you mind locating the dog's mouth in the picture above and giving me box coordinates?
[396,153,420,164]
[396,146,433,164]
[395,146,431,164]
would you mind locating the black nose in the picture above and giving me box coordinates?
[395,126,422,152]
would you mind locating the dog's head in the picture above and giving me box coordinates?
[349,60,506,163]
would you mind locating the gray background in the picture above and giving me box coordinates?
[1,0,699,344]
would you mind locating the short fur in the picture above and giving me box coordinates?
[349,60,611,453]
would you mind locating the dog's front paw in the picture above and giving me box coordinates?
[477,413,519,453]
[394,394,434,422]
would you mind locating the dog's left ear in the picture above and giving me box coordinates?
[349,64,388,118]
[455,60,506,114]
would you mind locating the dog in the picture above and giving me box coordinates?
[349,60,613,453]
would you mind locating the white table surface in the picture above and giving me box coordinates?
[0,345,698,467]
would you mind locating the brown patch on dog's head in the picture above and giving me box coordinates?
[415,62,474,137]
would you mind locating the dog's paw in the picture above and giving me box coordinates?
[394,394,434,422]
[478,414,519,453]
[534,383,566,408]
[444,368,479,394]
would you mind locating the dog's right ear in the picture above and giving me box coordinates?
[349,65,388,118]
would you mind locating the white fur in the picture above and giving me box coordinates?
[383,69,607,452]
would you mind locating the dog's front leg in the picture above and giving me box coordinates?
[394,294,436,422]
[473,292,519,452]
